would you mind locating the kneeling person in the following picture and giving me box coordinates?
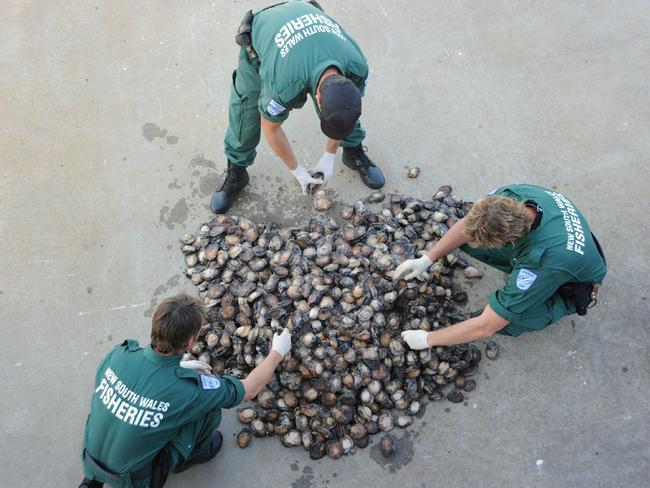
[79,294,291,487]
[394,184,607,348]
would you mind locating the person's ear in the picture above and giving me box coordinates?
[185,334,197,350]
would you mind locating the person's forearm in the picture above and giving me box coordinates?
[425,316,492,347]
[242,351,282,400]
[324,138,340,154]
[425,304,509,346]
[424,218,468,262]
[262,123,299,170]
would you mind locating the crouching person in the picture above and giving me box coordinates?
[394,184,607,347]
[79,293,291,487]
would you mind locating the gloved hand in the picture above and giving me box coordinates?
[309,151,336,186]
[292,164,324,195]
[180,360,212,376]
[393,255,433,281]
[401,330,431,350]
[271,327,292,358]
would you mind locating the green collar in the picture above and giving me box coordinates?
[143,344,182,365]
[311,60,345,98]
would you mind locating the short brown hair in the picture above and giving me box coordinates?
[463,195,531,248]
[151,294,204,354]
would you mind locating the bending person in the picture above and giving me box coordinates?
[211,0,385,214]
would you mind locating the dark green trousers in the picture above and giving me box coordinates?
[461,245,575,336]
[169,407,222,468]
[224,48,366,167]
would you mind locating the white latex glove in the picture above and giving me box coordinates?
[401,330,431,350]
[292,164,324,195]
[393,255,433,281]
[309,151,336,186]
[180,360,212,376]
[271,327,292,358]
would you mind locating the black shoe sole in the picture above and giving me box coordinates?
[79,480,103,488]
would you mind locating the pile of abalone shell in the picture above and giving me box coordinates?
[180,185,484,459]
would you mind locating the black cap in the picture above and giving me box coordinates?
[319,75,362,140]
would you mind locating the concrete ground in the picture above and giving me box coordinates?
[1,0,649,486]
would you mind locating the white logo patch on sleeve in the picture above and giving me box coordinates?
[200,375,221,390]
[516,268,538,290]
[266,99,286,116]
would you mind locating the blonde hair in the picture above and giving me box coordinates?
[463,195,531,248]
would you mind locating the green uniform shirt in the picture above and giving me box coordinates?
[252,1,368,122]
[465,184,607,333]
[82,340,244,476]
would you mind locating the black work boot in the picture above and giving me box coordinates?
[172,431,223,474]
[342,145,385,189]
[210,161,249,214]
[79,479,103,488]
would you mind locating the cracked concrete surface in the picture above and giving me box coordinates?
[1,1,649,487]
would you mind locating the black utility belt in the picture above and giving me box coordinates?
[83,449,152,483]
[235,10,258,61]
[235,1,324,61]
[557,282,599,316]
[557,232,606,316]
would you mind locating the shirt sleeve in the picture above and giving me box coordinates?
[488,266,573,322]
[259,84,291,123]
[213,375,246,409]
[180,375,246,424]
